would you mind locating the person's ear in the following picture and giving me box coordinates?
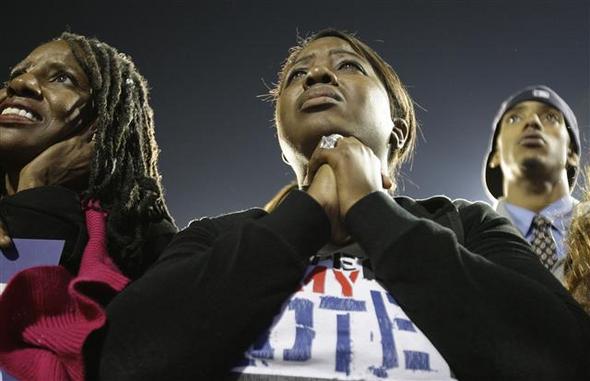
[489,150,500,168]
[390,118,409,150]
[567,148,579,168]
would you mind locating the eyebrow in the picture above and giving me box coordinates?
[329,48,364,61]
[291,48,364,67]
[9,63,29,78]
[506,105,526,113]
[10,61,84,83]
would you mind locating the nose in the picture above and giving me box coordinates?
[6,72,43,100]
[524,113,543,130]
[304,65,338,89]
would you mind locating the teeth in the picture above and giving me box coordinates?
[1,106,38,121]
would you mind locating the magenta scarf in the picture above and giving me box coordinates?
[0,202,130,380]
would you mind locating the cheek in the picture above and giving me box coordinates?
[355,81,391,118]
[494,134,513,163]
[47,89,89,120]
[358,86,393,137]
[497,129,516,150]
[552,133,571,161]
[276,96,295,139]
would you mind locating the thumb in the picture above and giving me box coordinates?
[0,221,12,250]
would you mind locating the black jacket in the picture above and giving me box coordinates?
[0,186,177,279]
[96,190,590,381]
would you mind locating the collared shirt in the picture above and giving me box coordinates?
[495,195,578,280]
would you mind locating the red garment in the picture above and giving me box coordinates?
[0,203,129,381]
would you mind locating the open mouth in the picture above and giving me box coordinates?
[0,105,42,123]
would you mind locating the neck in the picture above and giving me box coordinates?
[503,172,570,213]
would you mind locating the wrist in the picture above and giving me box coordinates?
[341,187,382,218]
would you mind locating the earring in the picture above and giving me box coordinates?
[389,133,404,150]
[390,118,407,150]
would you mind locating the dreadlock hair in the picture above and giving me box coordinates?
[269,29,418,189]
[53,32,175,278]
[566,166,590,314]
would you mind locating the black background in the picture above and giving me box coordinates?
[1,0,588,227]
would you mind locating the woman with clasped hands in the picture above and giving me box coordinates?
[96,30,590,381]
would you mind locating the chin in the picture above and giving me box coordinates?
[0,141,41,168]
[521,156,544,168]
[520,157,555,177]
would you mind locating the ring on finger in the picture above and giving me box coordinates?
[319,134,343,149]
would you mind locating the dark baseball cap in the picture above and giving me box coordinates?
[484,85,580,199]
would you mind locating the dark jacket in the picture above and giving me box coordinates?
[0,186,177,279]
[96,190,590,381]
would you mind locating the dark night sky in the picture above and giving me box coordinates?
[1,0,589,227]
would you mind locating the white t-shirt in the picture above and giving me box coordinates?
[232,246,455,381]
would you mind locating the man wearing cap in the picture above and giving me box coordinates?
[484,85,580,281]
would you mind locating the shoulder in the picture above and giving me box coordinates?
[396,194,500,220]
[394,194,492,218]
[186,208,267,234]
[144,217,178,250]
[395,195,519,242]
[162,208,267,256]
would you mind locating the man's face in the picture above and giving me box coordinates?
[490,100,576,183]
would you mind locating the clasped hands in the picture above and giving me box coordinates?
[304,136,393,244]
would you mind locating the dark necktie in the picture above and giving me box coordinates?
[530,215,558,269]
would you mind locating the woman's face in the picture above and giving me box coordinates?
[0,40,92,169]
[276,36,393,174]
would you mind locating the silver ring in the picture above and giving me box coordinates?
[319,134,343,149]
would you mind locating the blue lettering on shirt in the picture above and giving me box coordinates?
[336,313,352,375]
[283,298,315,362]
[369,290,398,377]
[236,260,447,379]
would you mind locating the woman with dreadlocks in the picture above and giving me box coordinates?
[0,33,176,380]
[94,29,590,381]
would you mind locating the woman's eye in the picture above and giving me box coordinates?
[52,72,74,85]
[288,69,306,83]
[338,61,363,72]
